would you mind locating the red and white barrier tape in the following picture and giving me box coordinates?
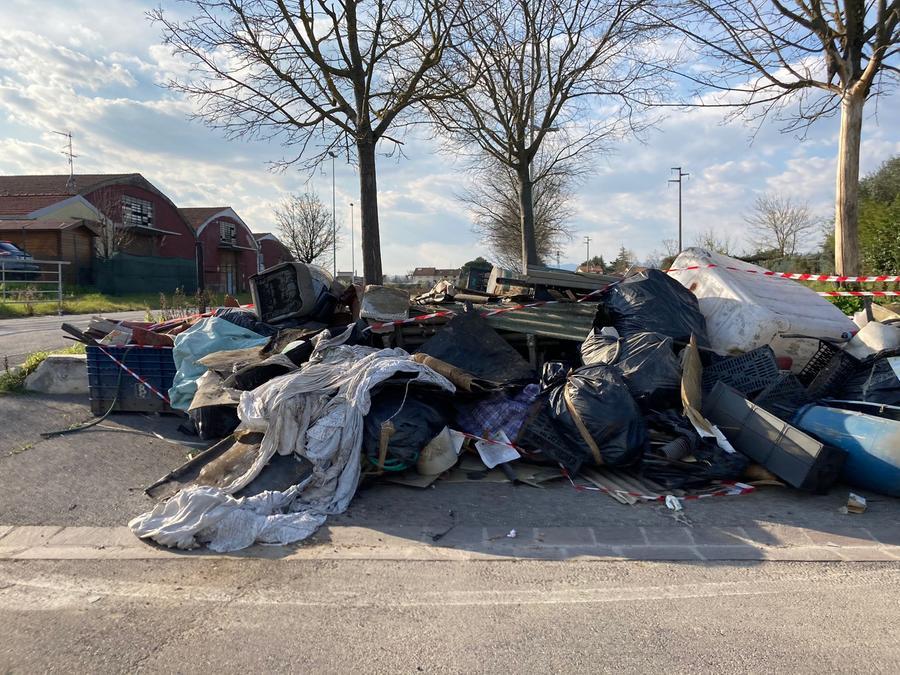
[666,264,900,284]
[96,346,172,405]
[816,291,900,297]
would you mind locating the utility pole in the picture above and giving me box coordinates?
[583,236,591,268]
[556,250,561,268]
[349,202,355,282]
[668,167,689,252]
[53,130,77,193]
[328,152,337,277]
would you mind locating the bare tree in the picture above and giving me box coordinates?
[646,237,681,269]
[427,0,668,270]
[693,227,738,256]
[88,186,134,260]
[652,1,900,275]
[149,1,461,285]
[459,151,577,271]
[660,238,680,258]
[275,192,338,266]
[744,193,816,257]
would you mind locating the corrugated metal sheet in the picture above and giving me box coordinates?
[376,301,599,348]
[484,302,598,342]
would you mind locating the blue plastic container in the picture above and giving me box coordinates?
[793,404,900,497]
[86,345,177,415]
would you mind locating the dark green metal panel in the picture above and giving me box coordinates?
[93,253,198,295]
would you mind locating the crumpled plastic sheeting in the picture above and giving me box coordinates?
[132,326,456,550]
[169,317,270,410]
[128,484,325,552]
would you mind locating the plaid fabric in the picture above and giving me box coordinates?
[456,384,541,441]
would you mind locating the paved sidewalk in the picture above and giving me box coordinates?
[2,523,899,562]
[3,395,898,565]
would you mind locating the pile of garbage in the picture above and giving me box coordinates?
[67,253,900,551]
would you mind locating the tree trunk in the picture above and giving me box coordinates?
[834,90,864,276]
[357,136,383,284]
[517,163,539,271]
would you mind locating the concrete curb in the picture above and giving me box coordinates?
[23,353,88,395]
[1,524,899,562]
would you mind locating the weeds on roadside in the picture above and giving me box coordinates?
[0,343,85,394]
[7,285,40,316]
[151,287,218,322]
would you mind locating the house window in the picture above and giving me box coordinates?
[219,220,237,244]
[122,196,154,228]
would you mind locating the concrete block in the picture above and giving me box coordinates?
[24,354,88,395]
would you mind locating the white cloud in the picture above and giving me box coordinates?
[0,0,897,275]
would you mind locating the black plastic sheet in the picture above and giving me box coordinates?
[641,410,748,489]
[835,354,900,406]
[416,309,536,385]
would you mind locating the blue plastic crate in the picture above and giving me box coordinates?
[86,345,177,415]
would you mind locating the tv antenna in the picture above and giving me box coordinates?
[53,130,78,193]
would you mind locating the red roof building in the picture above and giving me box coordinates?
[0,174,196,260]
[253,232,294,272]
[181,207,259,294]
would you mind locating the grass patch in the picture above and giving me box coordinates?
[0,343,86,394]
[0,293,156,319]
[0,289,252,319]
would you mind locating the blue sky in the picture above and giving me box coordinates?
[1,0,897,275]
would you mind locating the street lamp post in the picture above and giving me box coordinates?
[584,236,591,269]
[328,152,337,277]
[349,202,355,281]
[669,167,689,252]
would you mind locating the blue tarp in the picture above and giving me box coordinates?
[168,317,269,410]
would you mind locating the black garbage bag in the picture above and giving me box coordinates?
[597,269,709,346]
[416,308,536,385]
[518,364,648,473]
[224,360,295,391]
[540,361,570,390]
[214,307,278,337]
[189,405,240,440]
[362,386,451,472]
[581,329,681,408]
[835,353,900,405]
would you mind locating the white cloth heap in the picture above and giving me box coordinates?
[130,326,455,551]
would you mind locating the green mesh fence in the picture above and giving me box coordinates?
[93,253,197,295]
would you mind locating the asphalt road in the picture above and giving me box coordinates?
[0,310,147,365]
[1,558,898,672]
